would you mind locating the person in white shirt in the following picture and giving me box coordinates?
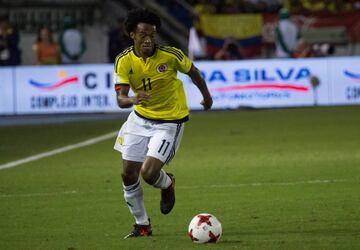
[275,8,299,58]
[58,16,86,64]
[188,26,207,61]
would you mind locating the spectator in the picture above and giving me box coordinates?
[188,26,208,60]
[32,27,61,65]
[0,14,21,66]
[301,0,326,13]
[312,43,335,57]
[58,16,86,64]
[214,39,243,60]
[275,8,299,58]
[107,17,132,63]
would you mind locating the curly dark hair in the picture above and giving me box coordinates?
[124,8,161,35]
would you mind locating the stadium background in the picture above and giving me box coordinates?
[1,0,360,64]
[1,0,360,116]
[1,0,360,249]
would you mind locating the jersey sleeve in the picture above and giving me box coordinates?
[173,47,193,74]
[113,55,130,91]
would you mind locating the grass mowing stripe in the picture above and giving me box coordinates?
[0,179,346,198]
[179,179,347,189]
[0,131,117,170]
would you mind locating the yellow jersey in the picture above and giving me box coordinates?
[114,45,192,122]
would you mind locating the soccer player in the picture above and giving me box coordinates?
[113,8,213,238]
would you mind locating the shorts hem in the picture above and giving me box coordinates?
[122,153,145,163]
[146,152,166,164]
[114,146,145,162]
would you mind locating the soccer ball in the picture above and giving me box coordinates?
[188,213,222,243]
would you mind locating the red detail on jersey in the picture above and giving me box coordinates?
[197,215,212,226]
[188,229,198,242]
[207,231,220,243]
[114,84,129,91]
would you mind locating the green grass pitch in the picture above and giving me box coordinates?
[1,106,360,249]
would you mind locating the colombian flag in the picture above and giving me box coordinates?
[200,14,263,58]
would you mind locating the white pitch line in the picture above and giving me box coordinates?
[0,131,118,171]
[0,190,78,198]
[0,179,346,198]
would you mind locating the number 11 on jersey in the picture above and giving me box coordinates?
[142,78,152,91]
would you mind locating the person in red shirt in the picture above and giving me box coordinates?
[32,27,61,65]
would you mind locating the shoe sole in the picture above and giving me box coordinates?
[124,229,153,239]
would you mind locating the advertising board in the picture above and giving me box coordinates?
[0,57,358,115]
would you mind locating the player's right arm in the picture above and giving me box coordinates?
[114,52,150,109]
[116,87,150,109]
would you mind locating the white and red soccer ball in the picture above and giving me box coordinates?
[188,213,222,244]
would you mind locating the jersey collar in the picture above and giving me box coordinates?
[133,45,158,59]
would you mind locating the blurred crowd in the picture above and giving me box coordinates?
[0,0,359,66]
[186,0,283,14]
[0,14,87,66]
[286,0,360,14]
[183,0,360,14]
[0,14,21,66]
[161,0,360,15]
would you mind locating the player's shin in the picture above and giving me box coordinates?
[123,180,149,225]
[152,169,172,189]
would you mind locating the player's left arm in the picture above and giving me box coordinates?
[186,64,213,110]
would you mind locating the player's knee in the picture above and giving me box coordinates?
[140,167,157,185]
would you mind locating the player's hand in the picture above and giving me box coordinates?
[201,97,213,111]
[133,92,150,105]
